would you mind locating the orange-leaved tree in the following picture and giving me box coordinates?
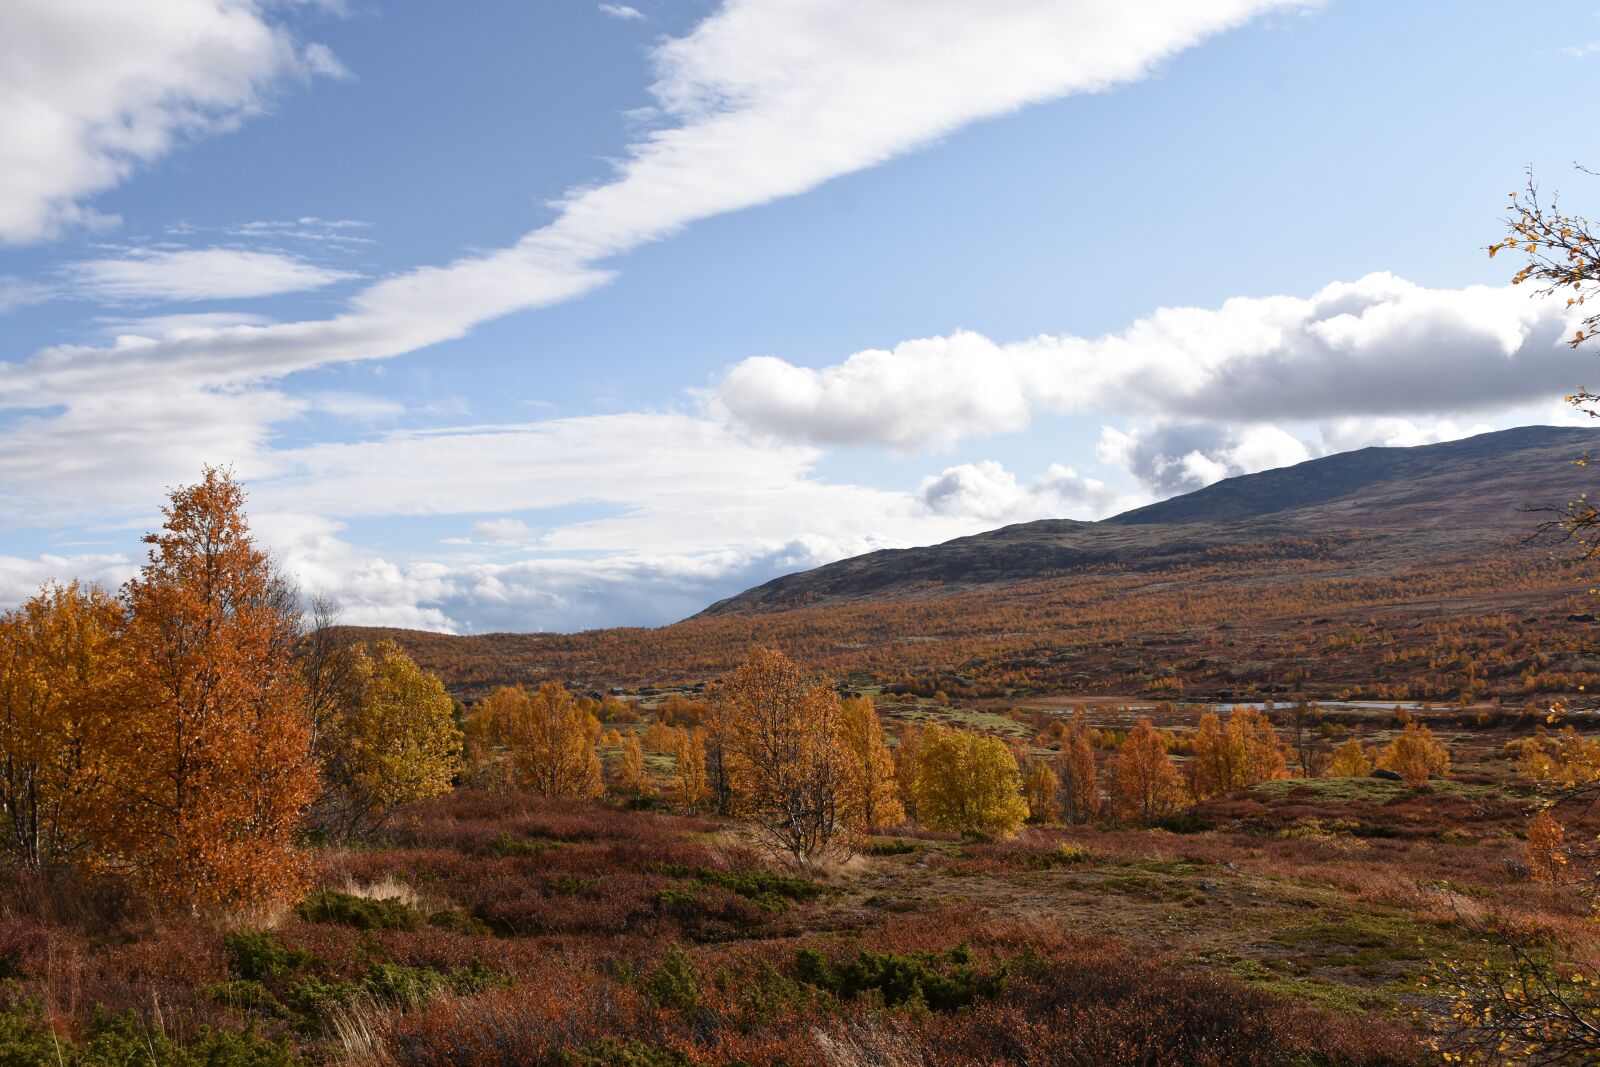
[0,582,125,871]
[894,725,924,826]
[708,647,852,864]
[616,730,649,795]
[1022,759,1061,824]
[479,682,603,799]
[1112,719,1188,825]
[672,725,708,810]
[1059,727,1101,824]
[110,468,317,912]
[1327,737,1375,778]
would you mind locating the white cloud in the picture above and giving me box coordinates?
[917,460,1126,523]
[599,4,645,21]
[0,276,53,314]
[92,310,277,337]
[64,247,359,302]
[473,518,535,544]
[0,551,134,606]
[713,274,1582,451]
[1096,423,1311,495]
[0,0,1298,408]
[0,0,344,244]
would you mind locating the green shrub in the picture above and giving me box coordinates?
[793,943,1006,1012]
[428,908,492,936]
[650,864,824,914]
[295,890,426,931]
[364,963,450,1008]
[1154,811,1215,834]
[0,1005,296,1067]
[481,833,555,858]
[205,980,287,1018]
[284,976,364,1025]
[225,930,316,981]
[643,945,699,1011]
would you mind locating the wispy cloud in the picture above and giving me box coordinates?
[598,4,645,21]
[62,247,360,303]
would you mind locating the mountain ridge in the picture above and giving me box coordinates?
[695,425,1598,617]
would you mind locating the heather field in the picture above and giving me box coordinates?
[5,688,1599,1067]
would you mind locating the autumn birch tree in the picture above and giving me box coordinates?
[0,582,124,871]
[1112,719,1188,825]
[480,682,603,799]
[313,640,462,839]
[914,723,1029,838]
[839,696,903,832]
[111,468,317,912]
[708,647,852,865]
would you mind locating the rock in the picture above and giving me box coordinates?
[1370,768,1403,781]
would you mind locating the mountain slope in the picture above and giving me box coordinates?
[697,425,1598,616]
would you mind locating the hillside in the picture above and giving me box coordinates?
[348,425,1600,700]
[697,425,1597,615]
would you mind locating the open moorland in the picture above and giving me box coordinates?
[6,684,1600,1066]
[8,439,1600,1066]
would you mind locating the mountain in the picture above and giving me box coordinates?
[697,425,1597,616]
[353,425,1600,699]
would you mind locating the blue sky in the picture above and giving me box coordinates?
[3,0,1599,632]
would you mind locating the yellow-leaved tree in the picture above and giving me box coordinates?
[1327,738,1375,778]
[313,640,462,839]
[839,696,903,832]
[914,723,1029,838]
[672,725,708,810]
[0,582,124,871]
[1378,721,1450,786]
[1112,719,1188,825]
[1022,759,1061,824]
[708,647,852,864]
[479,682,603,799]
[894,725,924,826]
[1190,707,1289,799]
[616,730,649,795]
[112,468,318,912]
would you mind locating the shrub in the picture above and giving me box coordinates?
[794,943,1007,1012]
[225,929,316,981]
[0,1004,297,1067]
[295,889,427,931]
[643,945,699,1011]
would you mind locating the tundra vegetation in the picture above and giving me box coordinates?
[9,479,1600,1065]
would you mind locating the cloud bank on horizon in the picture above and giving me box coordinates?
[0,0,1591,633]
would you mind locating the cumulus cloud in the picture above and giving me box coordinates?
[0,0,344,244]
[63,247,359,303]
[1096,423,1312,495]
[713,274,1582,451]
[917,461,1124,523]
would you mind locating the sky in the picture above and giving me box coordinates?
[3,0,1599,634]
